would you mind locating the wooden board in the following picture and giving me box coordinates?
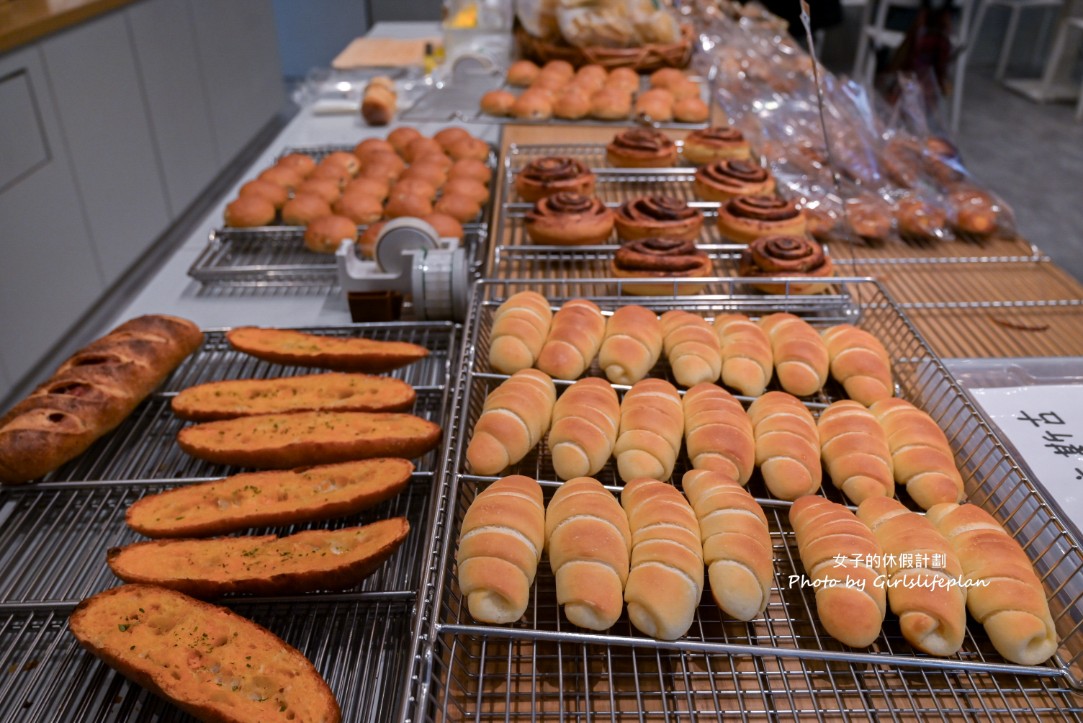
[331,36,438,69]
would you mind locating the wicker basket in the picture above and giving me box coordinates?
[515,23,694,72]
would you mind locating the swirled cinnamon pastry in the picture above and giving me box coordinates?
[611,237,713,296]
[615,195,704,242]
[717,195,807,244]
[693,159,775,202]
[514,157,596,203]
[606,128,678,168]
[682,126,752,165]
[738,235,834,295]
[524,192,615,245]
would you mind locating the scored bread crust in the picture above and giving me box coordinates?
[226,327,428,373]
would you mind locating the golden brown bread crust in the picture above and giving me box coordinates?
[660,310,722,388]
[758,313,828,397]
[548,378,620,480]
[747,391,821,500]
[682,384,755,485]
[535,299,605,380]
[126,458,414,538]
[176,411,441,469]
[869,398,964,509]
[614,379,684,483]
[0,315,203,484]
[226,327,428,373]
[817,400,894,505]
[488,291,554,375]
[713,313,773,397]
[465,369,557,476]
[598,305,663,385]
[821,324,893,406]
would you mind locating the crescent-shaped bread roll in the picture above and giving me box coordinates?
[547,378,620,479]
[926,502,1058,665]
[682,469,772,621]
[870,398,964,509]
[546,477,631,630]
[660,310,722,388]
[817,400,894,505]
[620,479,704,640]
[456,475,545,623]
[536,299,606,380]
[713,313,773,397]
[613,379,684,483]
[598,305,663,384]
[466,370,557,475]
[759,313,828,396]
[682,383,755,484]
[489,291,553,374]
[747,391,821,499]
[789,495,887,648]
[821,324,893,406]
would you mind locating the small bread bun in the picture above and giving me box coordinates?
[443,178,489,205]
[434,192,481,222]
[296,177,342,205]
[480,89,516,117]
[541,60,575,80]
[507,59,541,87]
[403,137,445,163]
[574,64,608,92]
[224,195,276,227]
[674,97,710,123]
[343,176,389,201]
[384,192,433,218]
[238,178,288,208]
[304,214,357,253]
[392,177,438,201]
[511,90,554,120]
[358,152,406,183]
[606,67,641,93]
[308,163,352,189]
[529,73,566,95]
[276,153,317,178]
[650,67,686,90]
[669,80,702,101]
[590,88,633,120]
[358,221,386,258]
[320,151,361,176]
[446,137,490,163]
[399,162,448,190]
[434,127,471,151]
[387,127,422,157]
[635,88,675,123]
[554,87,592,120]
[421,212,464,240]
[448,158,492,186]
[353,138,396,158]
[332,192,384,225]
[281,193,333,226]
[411,150,453,171]
[258,165,304,193]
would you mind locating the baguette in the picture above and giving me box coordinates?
[758,313,828,396]
[856,496,966,656]
[713,313,773,397]
[0,315,203,484]
[171,372,416,421]
[682,469,773,621]
[660,310,722,387]
[747,391,821,499]
[547,377,620,479]
[126,458,414,538]
[926,502,1058,665]
[488,291,553,374]
[108,518,409,597]
[465,369,557,475]
[69,584,340,723]
[176,411,441,468]
[598,305,663,385]
[621,478,704,640]
[821,324,893,406]
[535,299,606,380]
[545,477,631,630]
[789,496,887,648]
[682,383,755,485]
[226,327,428,373]
[456,475,545,624]
[613,379,684,483]
[817,400,894,505]
[869,398,964,509]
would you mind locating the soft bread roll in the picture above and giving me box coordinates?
[466,370,557,475]
[856,496,966,656]
[548,378,620,479]
[660,311,722,388]
[682,469,772,621]
[817,400,894,505]
[536,299,606,380]
[822,324,893,406]
[747,392,821,499]
[926,502,1058,665]
[545,477,631,630]
[758,313,828,396]
[713,313,773,397]
[870,398,964,509]
[620,479,704,640]
[789,496,887,648]
[614,379,684,483]
[489,291,553,374]
[682,383,754,485]
[598,306,663,385]
[457,475,545,624]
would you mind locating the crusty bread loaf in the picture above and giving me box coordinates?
[226,327,428,373]
[747,392,821,499]
[613,379,684,483]
[465,370,557,475]
[789,496,887,648]
[927,502,1058,665]
[682,383,755,485]
[488,291,553,374]
[817,400,894,505]
[821,324,893,406]
[546,477,631,630]
[870,398,964,509]
[108,518,409,597]
[598,305,662,384]
[361,76,397,125]
[856,496,966,656]
[176,411,441,468]
[171,372,416,421]
[547,378,620,479]
[69,584,341,723]
[682,469,773,621]
[456,475,545,624]
[535,299,606,380]
[660,310,722,388]
[758,313,828,397]
[620,478,704,640]
[0,315,203,484]
[126,458,414,538]
[713,313,773,397]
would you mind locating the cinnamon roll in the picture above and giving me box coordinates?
[610,237,713,296]
[717,195,807,244]
[738,235,834,294]
[606,128,678,168]
[514,156,596,203]
[524,192,615,245]
[682,126,752,165]
[693,159,775,202]
[615,195,704,242]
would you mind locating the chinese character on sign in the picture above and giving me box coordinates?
[1016,410,1066,427]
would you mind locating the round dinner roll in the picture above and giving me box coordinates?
[541,59,575,80]
[650,67,686,90]
[411,149,453,171]
[480,89,516,117]
[404,137,445,163]
[258,165,304,193]
[590,88,632,120]
[384,192,433,218]
[320,150,361,176]
[506,59,541,86]
[574,64,608,91]
[674,96,710,123]
[343,175,389,201]
[238,178,288,208]
[511,90,554,120]
[606,67,640,93]
[444,178,489,205]
[434,127,471,151]
[387,126,422,157]
[358,153,405,183]
[303,214,357,253]
[434,192,481,222]
[447,137,489,162]
[308,163,352,188]
[449,158,492,186]
[421,212,464,240]
[530,72,566,95]
[224,195,275,227]
[281,192,332,226]
[353,138,395,158]
[392,177,438,200]
[554,87,592,120]
[399,162,448,190]
[332,192,384,225]
[296,177,342,205]
[276,152,317,177]
[635,88,674,123]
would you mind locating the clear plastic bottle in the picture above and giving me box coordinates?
[442,0,513,67]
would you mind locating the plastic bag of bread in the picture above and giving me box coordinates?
[556,0,680,49]
[516,0,561,40]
